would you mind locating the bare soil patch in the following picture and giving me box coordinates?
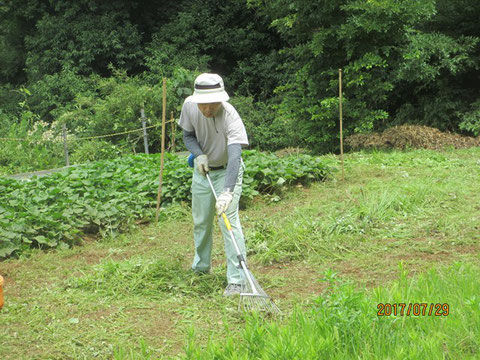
[253,261,329,304]
[332,240,480,288]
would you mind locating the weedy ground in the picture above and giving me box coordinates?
[1,147,480,359]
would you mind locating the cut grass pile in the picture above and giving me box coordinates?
[67,256,225,298]
[345,124,480,151]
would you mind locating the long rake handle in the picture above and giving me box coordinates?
[205,173,259,294]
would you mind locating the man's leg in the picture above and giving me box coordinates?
[191,166,216,272]
[213,163,246,285]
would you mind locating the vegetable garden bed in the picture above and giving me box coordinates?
[0,150,331,258]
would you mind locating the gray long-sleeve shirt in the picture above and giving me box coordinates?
[183,129,241,191]
[179,99,248,192]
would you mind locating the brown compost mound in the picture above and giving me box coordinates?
[345,125,480,151]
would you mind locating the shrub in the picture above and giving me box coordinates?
[458,100,480,136]
[230,97,290,151]
[69,139,125,164]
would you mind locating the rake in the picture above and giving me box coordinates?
[206,173,281,314]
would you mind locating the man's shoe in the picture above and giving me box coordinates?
[223,283,242,297]
[189,268,210,276]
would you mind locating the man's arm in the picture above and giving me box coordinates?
[183,130,203,157]
[215,143,242,215]
[223,143,242,192]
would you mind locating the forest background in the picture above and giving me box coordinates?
[0,0,479,174]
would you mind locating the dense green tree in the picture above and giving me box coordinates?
[145,0,283,99]
[1,0,283,121]
[393,0,480,134]
[1,0,479,158]
[23,1,144,80]
[248,0,480,152]
[0,0,188,81]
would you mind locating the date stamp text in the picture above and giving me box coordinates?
[377,303,449,317]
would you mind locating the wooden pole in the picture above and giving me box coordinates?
[339,69,344,181]
[170,111,175,152]
[156,78,167,223]
[62,123,70,167]
[140,107,149,154]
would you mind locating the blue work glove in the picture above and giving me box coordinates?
[188,153,195,168]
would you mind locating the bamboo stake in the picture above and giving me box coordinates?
[339,69,345,181]
[156,78,167,224]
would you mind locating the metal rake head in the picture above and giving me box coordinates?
[239,271,281,315]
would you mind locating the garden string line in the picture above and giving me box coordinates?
[0,119,176,144]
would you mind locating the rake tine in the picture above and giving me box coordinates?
[238,270,281,314]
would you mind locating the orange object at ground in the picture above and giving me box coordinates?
[0,275,4,309]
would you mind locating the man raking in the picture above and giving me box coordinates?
[178,73,249,296]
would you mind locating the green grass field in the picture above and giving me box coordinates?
[1,147,480,359]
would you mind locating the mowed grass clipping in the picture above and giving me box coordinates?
[67,256,226,298]
[183,263,480,360]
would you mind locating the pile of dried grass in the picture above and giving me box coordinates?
[345,125,480,151]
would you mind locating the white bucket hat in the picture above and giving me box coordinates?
[191,73,230,103]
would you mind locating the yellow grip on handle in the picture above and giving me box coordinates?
[221,213,232,231]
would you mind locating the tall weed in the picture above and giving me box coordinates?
[185,263,480,359]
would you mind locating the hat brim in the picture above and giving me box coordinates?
[191,91,229,104]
